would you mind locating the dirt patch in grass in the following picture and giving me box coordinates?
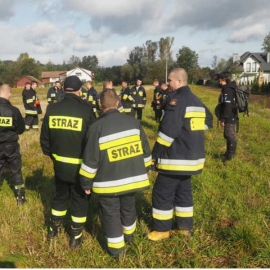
[249,93,270,108]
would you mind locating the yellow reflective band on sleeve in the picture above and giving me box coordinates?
[156,131,174,147]
[49,116,83,131]
[118,106,125,113]
[123,221,136,235]
[128,95,134,101]
[51,94,56,97]
[26,99,33,103]
[92,179,149,194]
[185,106,206,118]
[52,153,82,164]
[144,156,152,167]
[88,96,93,101]
[79,168,96,179]
[51,209,67,217]
[0,117,13,127]
[190,118,205,131]
[107,236,125,249]
[48,98,52,102]
[99,135,140,150]
[124,108,132,112]
[152,208,174,221]
[71,216,87,223]
[75,232,82,239]
[175,206,193,218]
[107,141,143,162]
[123,94,128,100]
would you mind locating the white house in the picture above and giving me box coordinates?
[220,52,270,84]
[66,67,92,82]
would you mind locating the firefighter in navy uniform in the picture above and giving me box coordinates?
[155,82,169,122]
[80,89,151,257]
[22,82,39,130]
[151,79,162,121]
[80,86,88,100]
[130,79,147,121]
[40,76,96,249]
[120,80,135,116]
[47,81,65,104]
[85,81,99,118]
[0,84,26,205]
[148,68,213,241]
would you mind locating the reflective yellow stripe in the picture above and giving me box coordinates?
[153,208,174,220]
[157,163,204,172]
[175,206,193,217]
[79,168,96,179]
[145,160,152,167]
[185,112,206,118]
[26,99,33,103]
[123,94,128,100]
[48,98,52,102]
[25,110,37,115]
[71,216,87,223]
[124,108,132,112]
[123,221,136,235]
[52,153,82,164]
[107,236,125,249]
[92,179,149,194]
[190,118,205,131]
[52,209,67,216]
[157,137,172,147]
[99,135,140,150]
[15,184,25,189]
[75,232,82,239]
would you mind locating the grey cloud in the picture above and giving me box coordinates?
[0,0,16,21]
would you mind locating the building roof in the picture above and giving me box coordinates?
[16,75,42,84]
[67,67,92,77]
[41,71,66,78]
[220,52,270,74]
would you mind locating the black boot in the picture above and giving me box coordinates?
[69,226,83,250]
[14,188,26,205]
[47,218,62,240]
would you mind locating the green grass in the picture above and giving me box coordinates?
[0,85,270,267]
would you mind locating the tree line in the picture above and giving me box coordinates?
[1,33,270,87]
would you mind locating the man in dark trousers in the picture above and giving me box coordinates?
[85,81,98,118]
[80,89,151,257]
[151,79,162,121]
[120,80,135,116]
[130,79,147,121]
[40,76,96,249]
[0,84,26,205]
[148,68,213,241]
[217,73,238,161]
[22,82,39,131]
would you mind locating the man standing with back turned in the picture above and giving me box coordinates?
[0,84,26,205]
[40,75,95,249]
[148,68,213,241]
[80,89,151,257]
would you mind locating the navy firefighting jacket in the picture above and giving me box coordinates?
[80,109,151,196]
[152,85,213,176]
[40,94,95,183]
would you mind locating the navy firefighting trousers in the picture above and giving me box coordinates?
[152,173,193,232]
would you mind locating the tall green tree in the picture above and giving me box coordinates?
[120,64,134,82]
[176,46,199,72]
[159,37,174,62]
[144,40,158,63]
[81,55,99,71]
[68,55,81,69]
[20,58,41,79]
[261,32,270,53]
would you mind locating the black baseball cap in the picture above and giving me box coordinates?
[64,76,82,92]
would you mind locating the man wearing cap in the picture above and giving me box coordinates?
[40,75,96,249]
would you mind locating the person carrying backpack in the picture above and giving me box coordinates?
[217,73,238,162]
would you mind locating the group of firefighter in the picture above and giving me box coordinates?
[0,68,213,259]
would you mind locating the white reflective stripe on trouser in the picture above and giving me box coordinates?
[107,235,125,249]
[152,208,174,220]
[157,158,205,172]
[123,221,136,235]
[175,206,193,218]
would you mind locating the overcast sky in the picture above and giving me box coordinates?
[0,0,269,68]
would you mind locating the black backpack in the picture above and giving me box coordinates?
[234,86,250,116]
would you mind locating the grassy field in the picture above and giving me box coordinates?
[0,85,270,268]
